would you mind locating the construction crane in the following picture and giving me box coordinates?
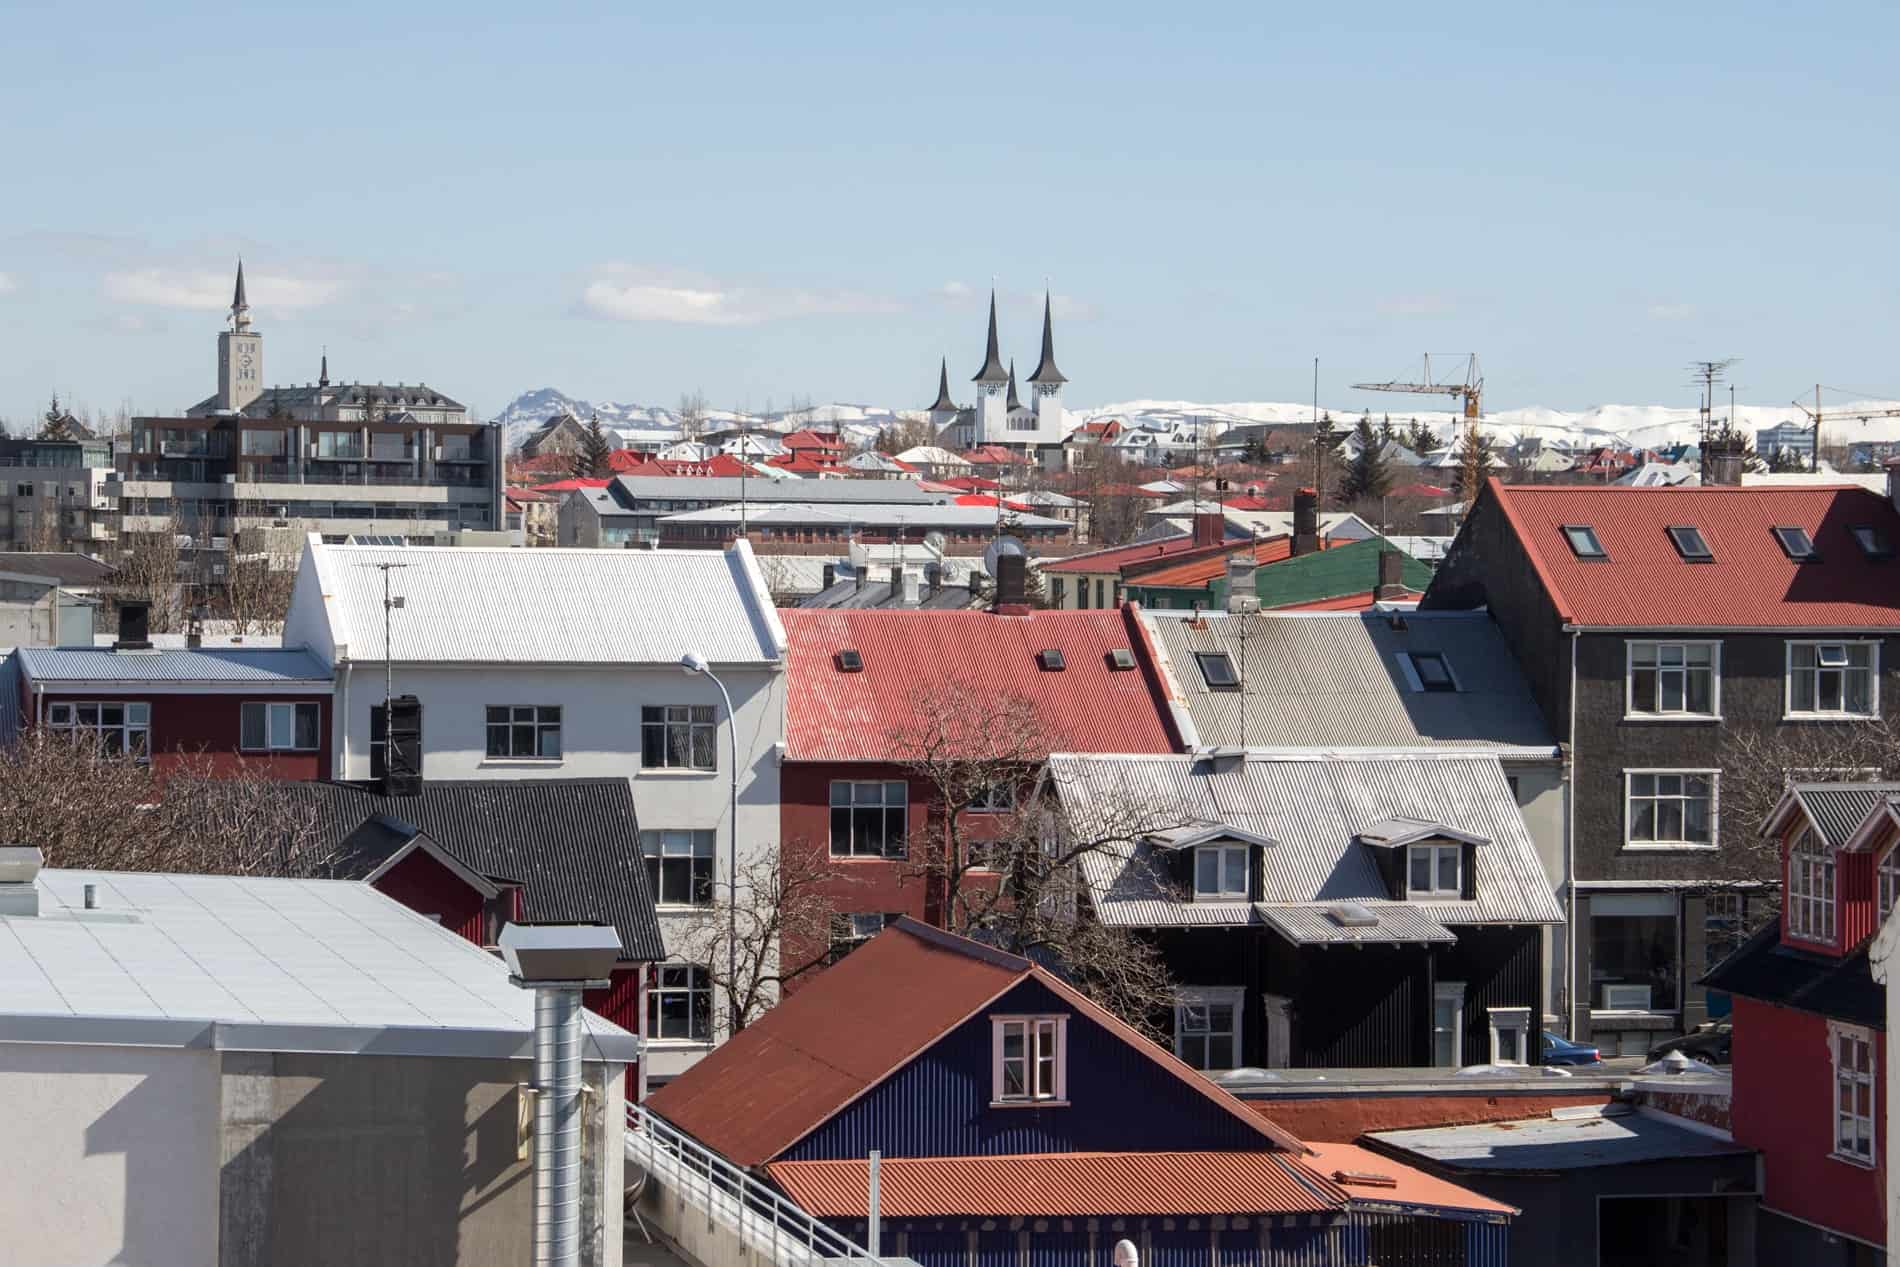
[1791,384,1900,470]
[1353,354,1484,420]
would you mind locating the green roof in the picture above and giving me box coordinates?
[1128,536,1434,610]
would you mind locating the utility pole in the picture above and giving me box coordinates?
[363,561,409,715]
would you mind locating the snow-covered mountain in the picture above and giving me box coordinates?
[490,388,926,449]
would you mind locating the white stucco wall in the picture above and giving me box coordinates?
[1506,758,1569,1026]
[0,1042,220,1267]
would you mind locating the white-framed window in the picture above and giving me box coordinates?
[992,1015,1066,1104]
[240,701,320,751]
[1786,641,1879,718]
[1831,1021,1876,1166]
[486,705,561,759]
[641,829,714,907]
[1626,642,1720,718]
[1488,1006,1532,1065]
[646,963,712,1043]
[1396,651,1458,693]
[828,912,887,957]
[1432,982,1466,1067]
[1787,827,1837,944]
[1407,842,1462,898]
[1174,988,1243,1071]
[45,701,151,762]
[641,704,716,770]
[1625,770,1716,848]
[830,780,907,858]
[1193,844,1250,899]
[1880,848,1900,920]
[966,782,1015,813]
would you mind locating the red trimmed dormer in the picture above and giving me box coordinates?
[1765,783,1900,956]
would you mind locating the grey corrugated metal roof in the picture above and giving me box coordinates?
[1370,1111,1752,1171]
[17,646,331,684]
[1791,783,1900,849]
[659,503,1071,529]
[308,539,783,665]
[1055,751,1562,929]
[799,581,979,610]
[0,869,636,1061]
[1142,611,1557,752]
[610,474,951,506]
[1259,904,1457,946]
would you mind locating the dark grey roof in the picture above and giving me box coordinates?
[1371,1110,1754,1172]
[1006,360,1022,412]
[199,382,469,417]
[972,290,1008,384]
[292,778,664,962]
[1703,919,1882,1027]
[1026,291,1067,386]
[17,646,331,684]
[0,552,113,587]
[1789,783,1900,848]
[929,358,956,412]
[232,259,247,311]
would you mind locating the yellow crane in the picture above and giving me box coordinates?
[1353,353,1484,420]
[1791,384,1900,469]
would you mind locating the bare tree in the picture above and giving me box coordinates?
[110,518,186,633]
[877,415,935,455]
[222,525,303,635]
[677,390,710,441]
[1718,718,1900,900]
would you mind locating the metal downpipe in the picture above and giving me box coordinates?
[534,987,584,1267]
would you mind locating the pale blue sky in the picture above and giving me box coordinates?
[2,0,1896,424]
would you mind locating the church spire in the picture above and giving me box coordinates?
[1006,359,1022,411]
[231,259,252,332]
[1026,290,1066,385]
[971,289,1008,384]
[928,357,955,412]
[319,347,330,388]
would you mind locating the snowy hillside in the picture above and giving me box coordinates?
[490,388,931,449]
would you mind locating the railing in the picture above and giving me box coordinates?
[625,1103,879,1267]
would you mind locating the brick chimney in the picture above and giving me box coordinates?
[1193,510,1224,547]
[1292,488,1320,557]
[993,553,1030,615]
[1375,548,1408,601]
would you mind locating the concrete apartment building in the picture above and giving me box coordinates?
[559,472,952,547]
[0,432,120,554]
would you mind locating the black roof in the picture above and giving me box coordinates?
[1702,920,1883,1029]
[929,358,956,413]
[0,551,114,587]
[1026,291,1067,386]
[291,778,664,962]
[972,290,1008,384]
[1006,360,1022,412]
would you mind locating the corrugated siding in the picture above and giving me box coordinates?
[1259,905,1456,946]
[1350,1212,1511,1267]
[877,1217,1363,1267]
[1292,945,1428,1068]
[17,646,330,683]
[1796,785,1900,849]
[1438,926,1544,1067]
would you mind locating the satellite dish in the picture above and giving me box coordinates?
[923,530,948,557]
[982,534,1026,578]
[1113,1240,1140,1267]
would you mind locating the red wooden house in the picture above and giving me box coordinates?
[1707,781,1897,1262]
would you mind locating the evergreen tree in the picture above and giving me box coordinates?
[1339,415,1394,504]
[1402,418,1438,457]
[1766,445,1805,473]
[39,393,76,442]
[1379,413,1396,445]
[574,414,613,478]
[1451,423,1495,500]
[1309,412,1345,497]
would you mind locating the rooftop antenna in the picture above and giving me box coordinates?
[1311,357,1322,491]
[360,560,409,719]
[1688,358,1738,452]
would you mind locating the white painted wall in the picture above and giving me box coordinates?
[0,1042,220,1267]
[1506,758,1570,1026]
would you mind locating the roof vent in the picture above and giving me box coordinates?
[1326,902,1380,928]
[836,649,864,672]
[1037,648,1066,671]
[1107,647,1137,670]
[0,846,44,918]
[1332,1169,1398,1189]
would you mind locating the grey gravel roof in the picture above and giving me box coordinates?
[16,646,331,684]
[1370,1111,1752,1171]
[1142,611,1558,753]
[1052,751,1563,931]
[1789,783,1900,849]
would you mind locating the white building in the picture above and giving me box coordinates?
[283,535,787,1078]
[930,291,1070,462]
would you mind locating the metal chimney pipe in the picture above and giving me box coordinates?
[868,1150,882,1258]
[533,986,584,1267]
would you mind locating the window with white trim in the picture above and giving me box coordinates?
[1626,771,1715,847]
[992,1015,1066,1104]
[1787,641,1878,718]
[641,829,714,907]
[828,912,887,958]
[830,780,907,857]
[240,701,321,751]
[1407,842,1462,898]
[486,705,561,759]
[1787,827,1836,943]
[1193,844,1249,899]
[966,783,1015,813]
[1832,1022,1876,1165]
[641,704,716,769]
[646,963,712,1042]
[1881,848,1900,921]
[1488,1006,1532,1066]
[1174,989,1242,1071]
[1627,642,1719,718]
[46,701,150,761]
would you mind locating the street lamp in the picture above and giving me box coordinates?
[680,652,739,1027]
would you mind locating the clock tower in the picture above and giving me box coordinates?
[216,260,263,412]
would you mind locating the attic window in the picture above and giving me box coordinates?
[836,649,863,672]
[1562,525,1606,559]
[1037,649,1067,672]
[1107,648,1137,671]
[1667,525,1713,561]
[1196,652,1239,691]
[1774,525,1818,561]
[1852,526,1893,560]
[1399,651,1458,693]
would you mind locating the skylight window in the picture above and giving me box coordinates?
[1402,652,1458,693]
[1562,525,1606,559]
[1667,525,1713,561]
[1774,525,1818,561]
[1036,648,1067,672]
[836,649,863,672]
[1853,526,1893,560]
[1196,652,1239,690]
[1107,648,1137,670]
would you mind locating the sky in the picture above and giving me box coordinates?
[2,0,1898,426]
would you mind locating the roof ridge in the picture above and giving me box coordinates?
[889,916,1031,970]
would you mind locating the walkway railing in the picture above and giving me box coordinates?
[625,1103,880,1267]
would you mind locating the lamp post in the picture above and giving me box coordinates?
[680,652,739,1026]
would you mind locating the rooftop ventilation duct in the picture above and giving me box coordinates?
[0,846,44,917]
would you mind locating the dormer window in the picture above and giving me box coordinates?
[992,1015,1067,1105]
[1407,843,1462,898]
[1194,845,1250,900]
[1787,827,1836,944]
[1667,525,1713,561]
[1773,525,1818,561]
[1562,525,1606,559]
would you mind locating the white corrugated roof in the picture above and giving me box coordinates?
[308,539,784,665]
[0,869,636,1060]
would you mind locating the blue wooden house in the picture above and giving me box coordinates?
[645,919,1514,1267]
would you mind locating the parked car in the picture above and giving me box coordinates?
[1542,1031,1603,1066]
[1647,1021,1732,1065]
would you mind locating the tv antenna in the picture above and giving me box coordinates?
[360,560,409,716]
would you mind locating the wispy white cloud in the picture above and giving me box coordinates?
[1647,302,1696,322]
[103,267,346,312]
[579,266,903,326]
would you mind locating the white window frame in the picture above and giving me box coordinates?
[240,700,321,752]
[485,704,562,760]
[1488,1006,1532,1066]
[1830,1021,1876,1167]
[1880,847,1900,921]
[45,700,151,763]
[645,962,713,1045]
[1395,651,1460,694]
[641,829,715,908]
[991,1015,1067,1106]
[1623,769,1719,851]
[829,779,908,858]
[1193,844,1250,900]
[1625,640,1722,720]
[1786,826,1837,945]
[1406,842,1463,898]
[1173,987,1244,1072]
[1432,982,1466,1068]
[1785,640,1880,720]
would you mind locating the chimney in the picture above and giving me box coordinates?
[902,570,921,606]
[114,600,152,650]
[381,695,424,797]
[0,846,43,918]
[1375,548,1408,600]
[1225,551,1260,613]
[1293,487,1320,556]
[822,563,836,591]
[1703,436,1745,487]
[855,565,866,592]
[993,552,1029,615]
[1193,510,1224,547]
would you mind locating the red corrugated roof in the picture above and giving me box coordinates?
[784,429,847,452]
[767,1152,1344,1218]
[1486,481,1900,628]
[532,477,611,492]
[1129,535,1295,589]
[1271,588,1405,611]
[1302,1142,1516,1216]
[1040,534,1222,575]
[940,475,1004,492]
[780,608,1179,760]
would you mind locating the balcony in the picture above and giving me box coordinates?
[309,443,366,461]
[160,441,223,459]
